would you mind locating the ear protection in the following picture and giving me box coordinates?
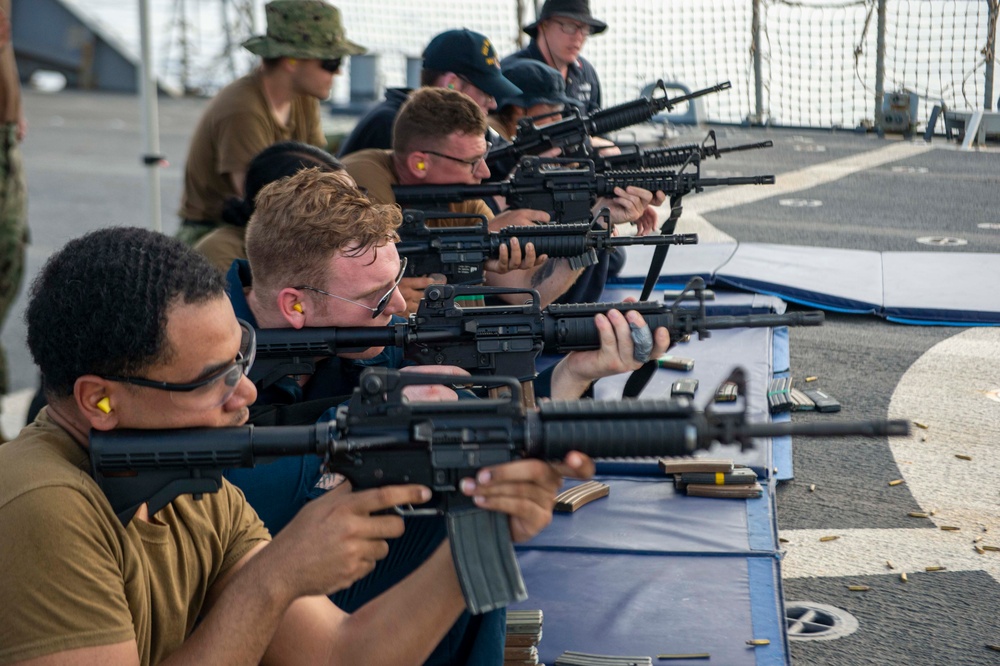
[416,161,426,170]
[97,397,112,414]
[447,83,455,89]
[293,302,304,314]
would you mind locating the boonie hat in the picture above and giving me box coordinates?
[423,29,522,102]
[497,60,577,110]
[242,0,366,59]
[524,0,608,38]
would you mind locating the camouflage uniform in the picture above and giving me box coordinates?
[0,122,26,398]
[0,0,27,401]
[176,0,364,245]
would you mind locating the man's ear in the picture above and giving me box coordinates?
[277,288,307,329]
[438,72,460,91]
[405,152,429,180]
[74,376,120,431]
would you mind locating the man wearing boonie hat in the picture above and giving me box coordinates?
[503,0,607,115]
[488,59,580,141]
[338,28,521,158]
[178,0,364,245]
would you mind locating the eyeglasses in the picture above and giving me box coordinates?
[320,58,343,73]
[295,257,407,319]
[101,319,256,410]
[552,19,592,36]
[419,142,493,176]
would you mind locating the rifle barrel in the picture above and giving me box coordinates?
[604,233,698,247]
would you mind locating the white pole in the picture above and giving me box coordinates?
[138,0,164,232]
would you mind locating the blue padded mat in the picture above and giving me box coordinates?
[611,242,739,286]
[715,244,883,314]
[881,252,1000,324]
[612,242,1000,324]
[511,550,789,665]
[528,476,777,554]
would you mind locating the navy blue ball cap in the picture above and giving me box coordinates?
[423,29,522,102]
[498,59,577,109]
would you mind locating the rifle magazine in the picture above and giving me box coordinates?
[447,508,527,615]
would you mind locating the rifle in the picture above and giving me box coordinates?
[89,367,912,615]
[248,277,824,391]
[394,155,775,226]
[397,209,698,284]
[597,130,774,172]
[485,81,733,177]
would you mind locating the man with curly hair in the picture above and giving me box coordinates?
[0,226,592,665]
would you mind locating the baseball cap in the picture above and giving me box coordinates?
[497,59,577,109]
[422,29,522,102]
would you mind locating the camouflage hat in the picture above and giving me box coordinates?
[242,0,366,60]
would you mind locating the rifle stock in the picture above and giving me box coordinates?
[89,367,911,614]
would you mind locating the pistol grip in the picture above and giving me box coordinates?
[447,508,527,615]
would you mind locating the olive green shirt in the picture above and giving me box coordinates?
[0,410,270,665]
[179,69,325,225]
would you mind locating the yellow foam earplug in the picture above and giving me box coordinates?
[97,397,111,414]
[416,161,426,170]
[293,303,304,314]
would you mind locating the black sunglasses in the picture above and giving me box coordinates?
[320,58,343,73]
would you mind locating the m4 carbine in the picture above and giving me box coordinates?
[597,130,774,172]
[397,209,698,284]
[248,278,824,391]
[89,367,912,615]
[485,81,733,178]
[394,156,775,226]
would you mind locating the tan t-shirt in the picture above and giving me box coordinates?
[0,410,270,665]
[342,149,494,224]
[179,70,326,224]
[194,223,246,273]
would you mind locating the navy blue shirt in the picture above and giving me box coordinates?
[222,259,505,665]
[224,259,405,532]
[503,40,603,115]
[337,87,412,158]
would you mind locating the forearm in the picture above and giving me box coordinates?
[160,546,298,665]
[547,356,593,400]
[313,542,467,665]
[343,542,465,663]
